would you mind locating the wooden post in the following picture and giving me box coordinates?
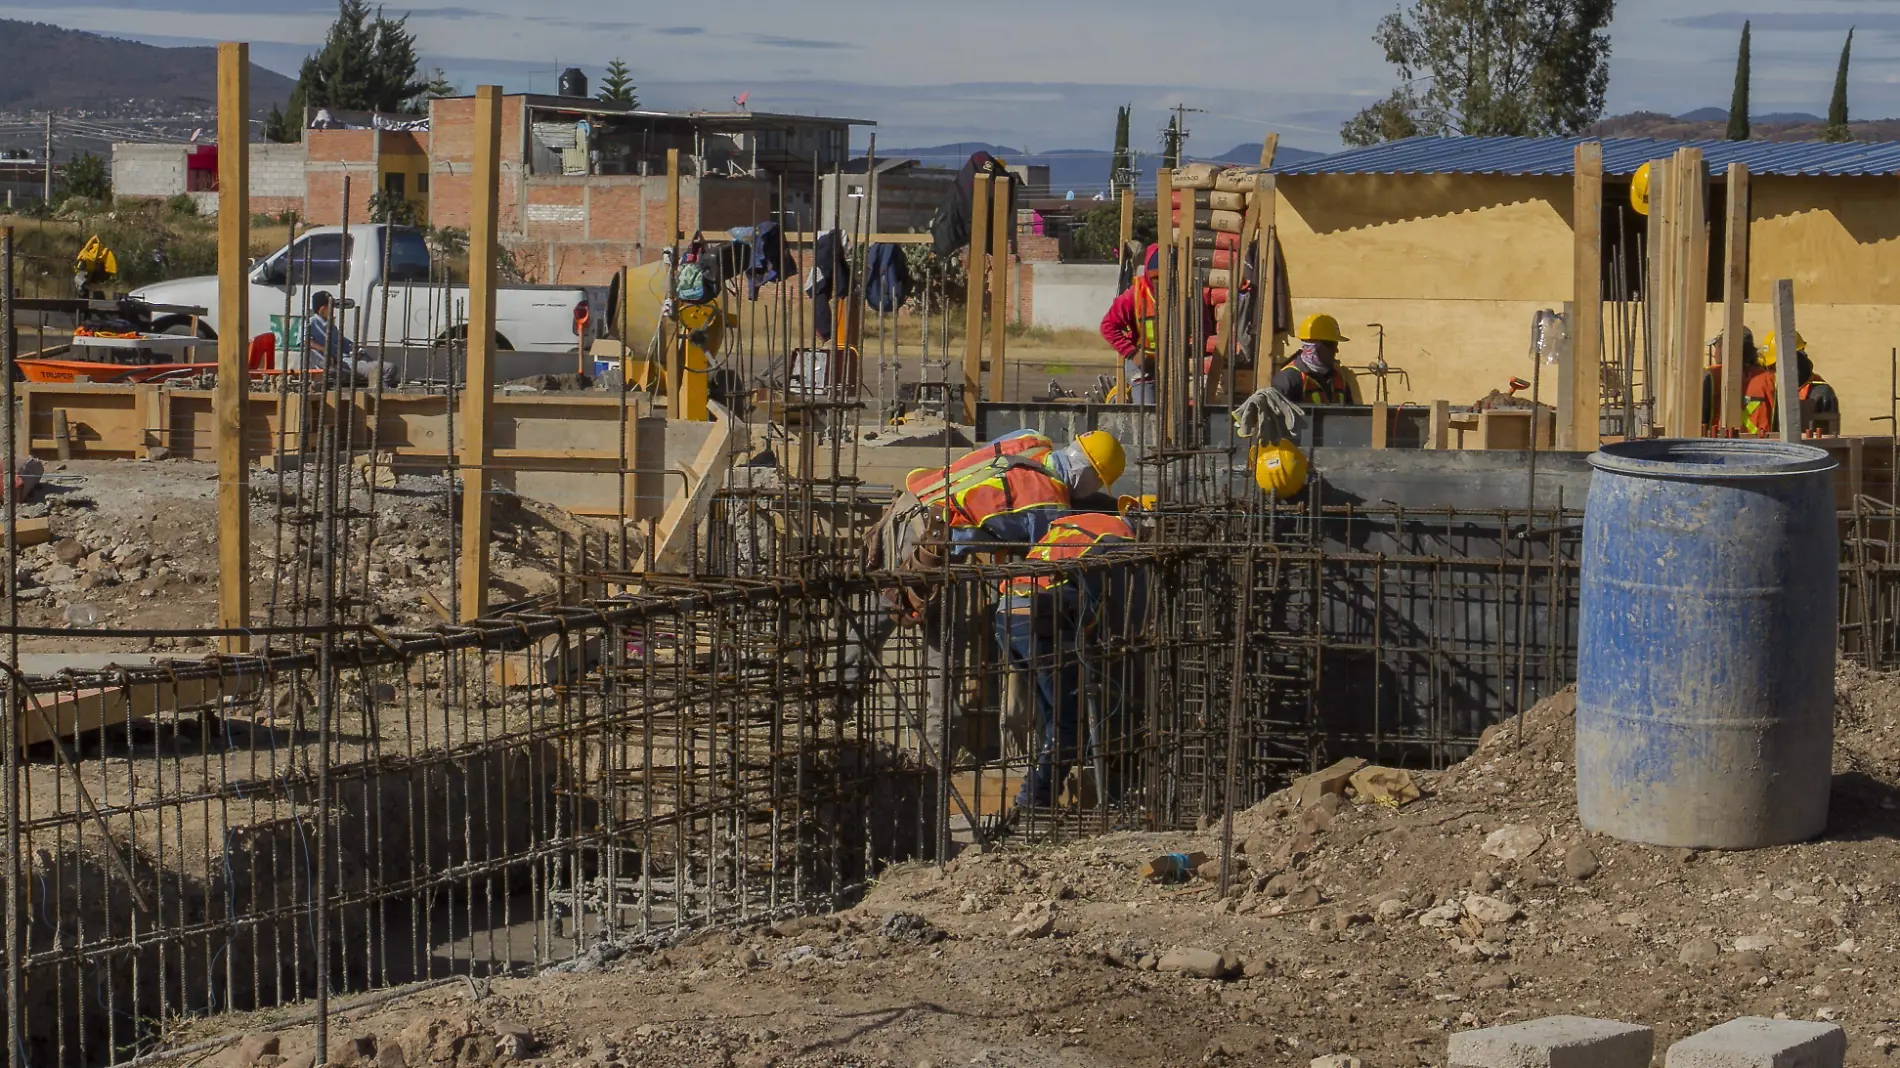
[1155,168,1173,424]
[1257,175,1278,372]
[1369,401,1390,449]
[215,42,250,652]
[1676,148,1709,438]
[988,174,1011,404]
[663,149,682,410]
[1569,142,1603,451]
[458,85,502,623]
[1429,399,1451,449]
[1173,195,1192,445]
[1773,279,1800,442]
[1645,157,1671,438]
[50,409,70,461]
[961,173,991,425]
[1115,189,1133,401]
[1720,163,1750,435]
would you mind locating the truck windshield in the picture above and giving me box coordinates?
[268,233,353,285]
[385,229,433,283]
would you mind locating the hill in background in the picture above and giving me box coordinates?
[0,20,294,113]
[1592,109,1900,142]
[877,141,1321,197]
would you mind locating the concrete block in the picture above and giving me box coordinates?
[1666,1018,1845,1068]
[1450,1015,1654,1068]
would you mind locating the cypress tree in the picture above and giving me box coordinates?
[1726,21,1750,141]
[1823,28,1854,142]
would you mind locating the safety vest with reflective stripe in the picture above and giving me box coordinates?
[1291,366,1354,406]
[905,433,1070,530]
[1132,277,1159,357]
[1711,364,1778,435]
[999,513,1136,600]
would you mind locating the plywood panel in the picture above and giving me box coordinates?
[1276,173,1574,301]
[1749,175,1900,305]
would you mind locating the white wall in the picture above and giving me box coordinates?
[1028,263,1119,331]
[111,143,187,198]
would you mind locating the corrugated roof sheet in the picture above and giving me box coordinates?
[1273,136,1900,177]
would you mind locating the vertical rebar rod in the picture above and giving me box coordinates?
[1,226,21,1068]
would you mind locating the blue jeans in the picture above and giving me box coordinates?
[995,607,1086,808]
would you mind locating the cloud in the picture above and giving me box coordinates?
[1666,11,1900,34]
[656,26,706,36]
[744,33,859,50]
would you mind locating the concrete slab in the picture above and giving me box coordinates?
[1666,1018,1845,1068]
[1449,1015,1654,1068]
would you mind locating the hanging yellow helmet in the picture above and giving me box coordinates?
[1252,439,1309,500]
[1297,314,1348,344]
[1759,330,1807,369]
[1630,162,1652,217]
[1076,429,1126,487]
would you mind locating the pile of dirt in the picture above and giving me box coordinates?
[7,459,621,647]
[149,666,1900,1067]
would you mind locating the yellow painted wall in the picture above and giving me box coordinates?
[1749,175,1900,305]
[1276,173,1575,301]
[1274,171,1900,435]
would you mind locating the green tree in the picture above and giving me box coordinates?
[1341,0,1616,146]
[1110,105,1133,195]
[56,152,110,203]
[1072,200,1156,262]
[1161,114,1181,170]
[598,59,638,106]
[1726,21,1750,141]
[263,103,296,143]
[1823,28,1853,143]
[274,0,427,142]
[419,68,456,102]
[368,189,421,225]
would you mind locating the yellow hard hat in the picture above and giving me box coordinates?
[1076,429,1126,487]
[1760,330,1807,369]
[1297,314,1348,344]
[1631,162,1652,217]
[1252,439,1309,500]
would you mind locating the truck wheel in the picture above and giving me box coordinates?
[149,315,218,340]
[437,326,514,351]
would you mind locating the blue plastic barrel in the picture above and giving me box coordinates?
[1576,439,1838,849]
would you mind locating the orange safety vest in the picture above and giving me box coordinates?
[999,513,1137,600]
[905,433,1071,530]
[1131,277,1159,357]
[1710,364,1778,436]
[1291,366,1353,405]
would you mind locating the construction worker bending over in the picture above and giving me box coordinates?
[994,511,1138,810]
[1764,331,1841,437]
[1273,315,1361,405]
[1100,245,1161,404]
[852,429,1128,766]
[1702,327,1777,435]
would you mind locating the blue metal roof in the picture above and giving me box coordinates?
[1273,136,1900,177]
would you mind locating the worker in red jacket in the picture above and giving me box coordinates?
[1100,244,1161,404]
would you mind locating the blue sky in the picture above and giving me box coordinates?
[6,0,1898,153]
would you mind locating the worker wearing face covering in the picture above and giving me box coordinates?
[1271,314,1361,405]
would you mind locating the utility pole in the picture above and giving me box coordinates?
[41,115,50,204]
[1165,104,1205,165]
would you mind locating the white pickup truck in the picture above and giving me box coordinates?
[131,224,611,354]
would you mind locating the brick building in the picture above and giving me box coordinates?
[426,94,865,284]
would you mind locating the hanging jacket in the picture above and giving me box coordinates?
[808,229,852,341]
[930,152,1009,258]
[745,220,790,301]
[864,243,913,313]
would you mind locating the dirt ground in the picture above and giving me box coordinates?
[158,663,1900,1068]
[7,458,614,657]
